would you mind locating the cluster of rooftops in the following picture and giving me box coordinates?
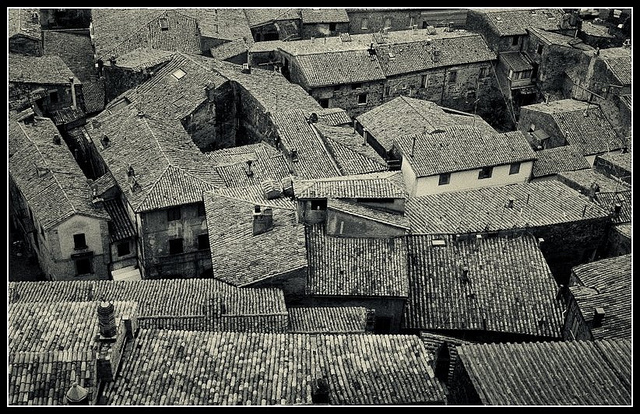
[8,7,632,407]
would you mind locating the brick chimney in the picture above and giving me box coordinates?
[65,382,89,405]
[97,301,117,340]
[252,205,274,236]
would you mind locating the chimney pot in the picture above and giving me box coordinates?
[252,206,274,236]
[53,134,61,145]
[65,382,89,405]
[97,301,117,339]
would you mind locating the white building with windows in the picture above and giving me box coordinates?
[394,125,537,196]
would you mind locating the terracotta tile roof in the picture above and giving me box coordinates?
[357,96,498,152]
[103,198,135,242]
[91,9,204,60]
[499,51,533,72]
[243,8,301,27]
[9,300,137,354]
[81,78,106,114]
[287,307,368,333]
[471,8,566,37]
[419,331,475,384]
[376,34,495,76]
[209,38,252,61]
[580,20,616,38]
[596,151,631,174]
[9,54,77,85]
[315,107,352,126]
[300,8,349,23]
[50,107,86,126]
[527,27,593,50]
[206,143,280,166]
[531,146,591,178]
[569,254,631,340]
[205,188,307,287]
[9,279,288,330]
[112,47,176,71]
[42,30,97,82]
[8,8,41,40]
[270,110,343,179]
[598,47,632,86]
[9,350,97,405]
[456,339,631,405]
[557,168,631,194]
[327,199,410,230]
[87,107,224,212]
[9,113,32,157]
[593,190,631,224]
[406,181,609,234]
[523,99,625,155]
[102,329,445,405]
[306,225,409,297]
[395,126,536,177]
[314,123,389,175]
[293,171,406,199]
[9,118,109,231]
[292,49,387,87]
[613,223,631,239]
[403,233,564,337]
[179,8,253,42]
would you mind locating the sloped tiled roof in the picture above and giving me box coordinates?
[314,123,388,175]
[9,301,137,354]
[287,306,368,333]
[403,233,563,337]
[179,8,253,42]
[206,143,280,166]
[9,279,288,330]
[9,118,109,231]
[42,30,97,82]
[531,145,591,178]
[356,96,491,152]
[376,34,495,76]
[597,47,632,86]
[580,20,616,39]
[315,107,352,126]
[456,339,631,405]
[81,78,106,114]
[557,168,631,194]
[527,27,593,50]
[596,151,632,176]
[9,350,96,405]
[569,254,631,340]
[293,49,387,87]
[499,51,533,72]
[102,329,446,405]
[299,8,349,23]
[111,47,176,71]
[243,8,301,27]
[406,181,609,234]
[87,106,225,212]
[205,188,307,287]
[306,225,409,297]
[270,109,343,179]
[9,54,77,85]
[293,171,406,199]
[522,99,625,155]
[210,37,252,61]
[327,199,410,230]
[472,8,566,37]
[103,198,135,242]
[395,126,536,177]
[212,148,292,188]
[8,8,41,40]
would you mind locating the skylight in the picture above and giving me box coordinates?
[172,69,186,80]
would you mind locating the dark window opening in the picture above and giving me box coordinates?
[479,67,488,78]
[169,238,184,255]
[374,316,392,333]
[159,17,169,31]
[422,21,428,29]
[310,199,327,210]
[50,90,59,104]
[198,234,210,250]
[319,98,329,108]
[537,44,544,54]
[509,162,521,175]
[197,202,206,217]
[333,85,341,91]
[117,242,131,257]
[478,166,493,179]
[75,258,92,275]
[439,172,451,185]
[74,233,87,250]
[448,71,457,83]
[352,83,362,90]
[167,207,181,221]
[329,23,336,31]
[358,93,368,104]
[421,74,428,88]
[512,35,519,46]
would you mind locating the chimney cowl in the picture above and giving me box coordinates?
[97,301,117,339]
[65,382,89,405]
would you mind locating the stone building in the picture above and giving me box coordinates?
[345,8,468,35]
[299,8,350,39]
[9,116,111,281]
[8,8,43,56]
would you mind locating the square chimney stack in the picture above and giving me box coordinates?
[253,205,274,236]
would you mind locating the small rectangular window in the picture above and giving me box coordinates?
[329,23,336,31]
[352,83,362,90]
[448,71,457,83]
[75,258,92,275]
[537,44,544,54]
[159,17,169,31]
[509,162,521,175]
[167,207,181,221]
[50,90,59,103]
[319,98,329,108]
[358,93,368,105]
[198,234,210,250]
[512,35,519,46]
[117,242,131,257]
[310,200,327,210]
[479,67,488,78]
[478,166,493,179]
[361,18,368,30]
[438,173,451,185]
[421,74,428,88]
[169,238,184,255]
[74,233,87,250]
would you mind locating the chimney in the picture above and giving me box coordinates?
[127,165,135,177]
[245,160,254,177]
[506,197,514,208]
[65,382,89,405]
[241,63,251,74]
[461,265,469,283]
[281,176,294,197]
[101,134,110,148]
[97,301,117,340]
[205,81,216,102]
[253,206,274,236]
[137,110,145,118]
[538,237,544,247]
[69,77,77,109]
[261,179,282,200]
[290,148,299,162]
[592,307,605,327]
[613,202,622,217]
[109,56,116,66]
[307,112,318,124]
[53,134,62,145]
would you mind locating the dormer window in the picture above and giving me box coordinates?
[159,17,169,31]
